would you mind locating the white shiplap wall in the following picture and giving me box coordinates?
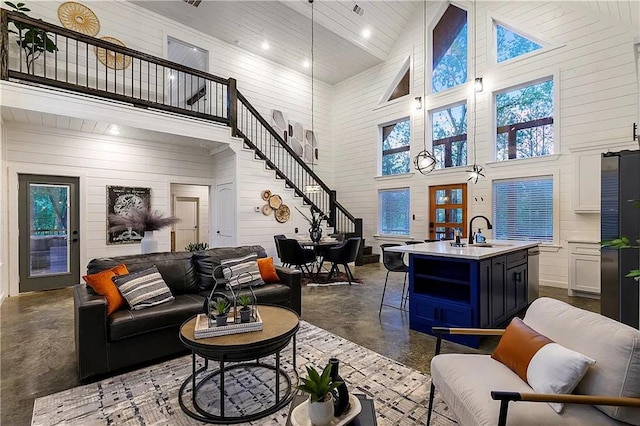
[330,1,638,289]
[4,123,215,296]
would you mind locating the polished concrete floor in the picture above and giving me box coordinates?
[0,262,599,425]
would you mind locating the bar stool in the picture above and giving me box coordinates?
[379,243,409,316]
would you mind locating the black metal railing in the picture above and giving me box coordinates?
[1,10,362,237]
[1,10,229,123]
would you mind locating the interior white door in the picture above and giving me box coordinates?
[174,196,199,251]
[216,182,235,246]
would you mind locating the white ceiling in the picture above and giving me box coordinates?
[1,107,224,151]
[131,0,422,85]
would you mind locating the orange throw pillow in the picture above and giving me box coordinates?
[491,317,553,381]
[257,257,280,283]
[82,264,129,315]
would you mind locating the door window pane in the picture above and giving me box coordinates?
[29,184,70,276]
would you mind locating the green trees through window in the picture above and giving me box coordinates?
[432,103,467,169]
[496,24,542,63]
[432,5,467,93]
[381,119,411,175]
[30,184,68,235]
[496,79,554,161]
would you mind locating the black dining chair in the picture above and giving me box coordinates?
[274,234,287,266]
[405,241,422,245]
[379,243,409,316]
[323,237,361,284]
[278,238,316,277]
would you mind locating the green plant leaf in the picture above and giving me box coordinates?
[5,1,18,9]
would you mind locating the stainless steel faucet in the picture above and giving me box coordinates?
[469,215,493,244]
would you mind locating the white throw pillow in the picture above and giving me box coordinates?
[526,342,596,413]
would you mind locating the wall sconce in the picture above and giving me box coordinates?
[413,96,423,110]
[475,77,483,92]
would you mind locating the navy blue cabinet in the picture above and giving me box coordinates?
[409,250,528,348]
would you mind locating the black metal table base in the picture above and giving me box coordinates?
[178,342,297,424]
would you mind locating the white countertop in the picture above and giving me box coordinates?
[386,240,539,260]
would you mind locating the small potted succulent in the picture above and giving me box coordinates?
[296,364,343,426]
[213,297,230,327]
[238,294,253,323]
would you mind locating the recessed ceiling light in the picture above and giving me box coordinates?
[108,125,120,136]
[303,60,310,68]
[361,28,371,39]
[192,47,197,52]
[169,74,176,81]
[261,41,269,50]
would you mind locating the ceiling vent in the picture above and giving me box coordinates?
[183,0,202,7]
[352,4,364,16]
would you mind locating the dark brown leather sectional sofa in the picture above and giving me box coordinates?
[73,245,301,382]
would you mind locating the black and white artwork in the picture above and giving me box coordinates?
[288,120,305,158]
[106,186,151,244]
[271,109,287,143]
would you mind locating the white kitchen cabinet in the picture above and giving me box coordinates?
[572,152,601,213]
[568,241,601,296]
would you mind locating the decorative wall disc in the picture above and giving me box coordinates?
[261,190,272,201]
[268,194,283,210]
[275,205,290,223]
[261,204,272,216]
[58,2,100,36]
[95,36,132,70]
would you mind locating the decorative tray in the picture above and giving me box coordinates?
[290,394,362,426]
[194,309,263,339]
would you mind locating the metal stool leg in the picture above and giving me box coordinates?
[379,271,391,316]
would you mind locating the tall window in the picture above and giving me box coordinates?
[432,103,467,169]
[381,119,410,175]
[496,24,542,63]
[496,79,554,161]
[432,4,468,93]
[493,176,553,242]
[378,188,410,236]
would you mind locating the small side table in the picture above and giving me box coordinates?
[178,305,299,424]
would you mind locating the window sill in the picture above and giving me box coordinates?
[373,234,410,241]
[428,165,469,176]
[374,172,414,181]
[486,154,560,168]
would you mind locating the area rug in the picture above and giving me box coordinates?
[31,321,456,425]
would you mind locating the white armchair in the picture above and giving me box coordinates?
[427,297,640,425]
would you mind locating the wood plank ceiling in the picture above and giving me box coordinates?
[131,0,422,85]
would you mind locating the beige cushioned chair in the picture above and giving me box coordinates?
[428,297,640,425]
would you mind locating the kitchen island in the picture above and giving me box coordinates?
[387,240,538,347]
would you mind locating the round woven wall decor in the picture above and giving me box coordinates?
[275,205,290,223]
[95,36,132,70]
[58,2,100,36]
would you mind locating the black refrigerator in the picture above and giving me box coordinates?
[601,150,640,328]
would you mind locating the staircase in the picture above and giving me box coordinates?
[1,10,375,264]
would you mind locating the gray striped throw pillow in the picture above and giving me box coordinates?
[112,265,175,310]
[221,253,265,289]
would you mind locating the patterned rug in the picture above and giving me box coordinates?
[31,321,456,425]
[301,271,365,286]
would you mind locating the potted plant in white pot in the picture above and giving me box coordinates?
[295,363,343,426]
[108,208,180,253]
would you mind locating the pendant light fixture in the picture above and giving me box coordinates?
[414,0,437,175]
[466,0,485,184]
[304,0,321,194]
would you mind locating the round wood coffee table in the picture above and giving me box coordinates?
[178,305,299,424]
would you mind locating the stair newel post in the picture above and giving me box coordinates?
[1,10,8,81]
[354,218,364,266]
[228,77,238,136]
[329,190,337,231]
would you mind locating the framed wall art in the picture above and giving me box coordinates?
[106,186,150,244]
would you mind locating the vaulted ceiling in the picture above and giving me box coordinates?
[131,0,422,85]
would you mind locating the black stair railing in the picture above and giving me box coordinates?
[0,10,362,237]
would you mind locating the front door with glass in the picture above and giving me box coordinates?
[18,174,80,292]
[429,183,467,241]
